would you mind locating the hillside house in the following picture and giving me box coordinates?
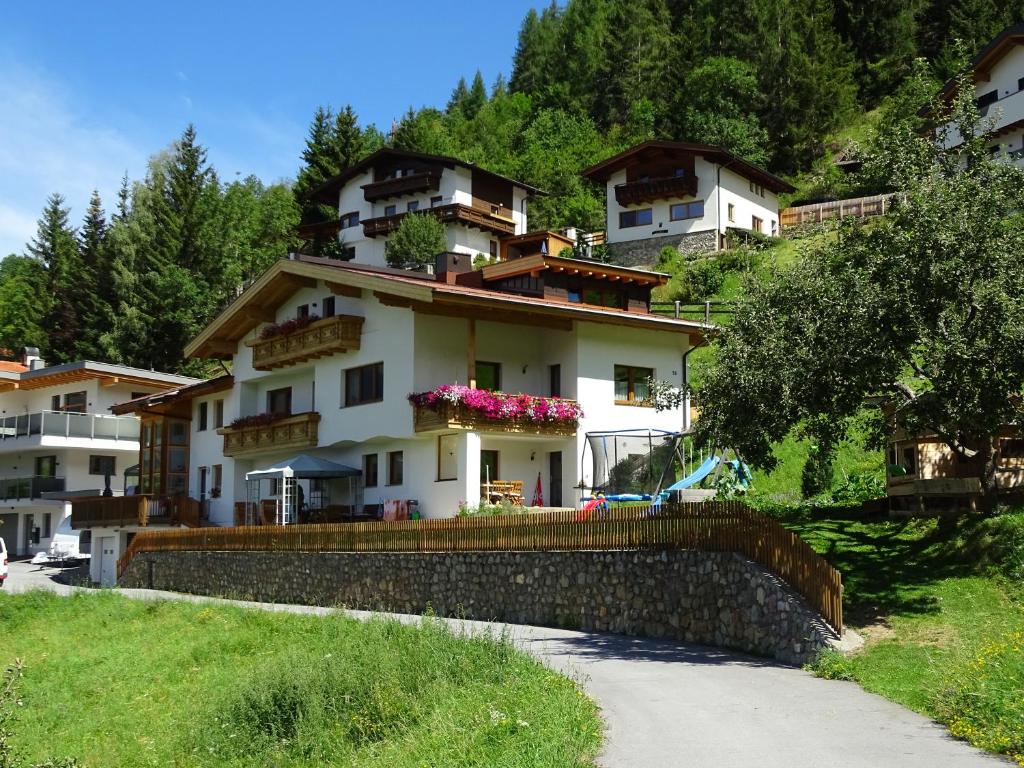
[299,147,541,266]
[74,251,708,583]
[581,140,794,266]
[0,351,196,566]
[932,24,1024,166]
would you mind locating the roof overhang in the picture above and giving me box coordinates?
[481,253,667,287]
[0,361,197,394]
[932,24,1024,107]
[110,375,235,416]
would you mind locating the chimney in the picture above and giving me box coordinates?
[22,346,45,370]
[434,251,473,285]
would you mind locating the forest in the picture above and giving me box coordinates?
[1,0,1020,374]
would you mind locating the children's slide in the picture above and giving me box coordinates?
[664,455,720,492]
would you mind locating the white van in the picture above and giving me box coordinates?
[30,516,89,566]
[0,537,7,587]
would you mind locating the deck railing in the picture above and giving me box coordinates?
[71,494,202,530]
[116,501,843,631]
[249,314,364,370]
[779,193,896,228]
[0,411,140,442]
[0,475,66,501]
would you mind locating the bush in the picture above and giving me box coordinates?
[828,471,886,506]
[384,212,447,269]
[807,650,856,681]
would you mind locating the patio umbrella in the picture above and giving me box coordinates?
[532,472,543,506]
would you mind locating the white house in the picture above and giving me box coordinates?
[300,147,541,267]
[0,352,196,563]
[932,24,1024,166]
[76,251,709,582]
[581,140,795,265]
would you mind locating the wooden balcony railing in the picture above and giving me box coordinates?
[249,314,364,371]
[614,175,699,206]
[296,218,342,241]
[412,401,578,436]
[361,171,442,202]
[218,412,321,458]
[362,203,516,238]
[70,494,201,530]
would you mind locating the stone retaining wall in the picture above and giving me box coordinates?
[120,549,838,665]
[605,229,718,266]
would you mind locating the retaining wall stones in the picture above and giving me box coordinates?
[120,549,838,665]
[605,229,718,266]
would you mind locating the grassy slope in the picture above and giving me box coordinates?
[776,508,1024,764]
[0,592,601,768]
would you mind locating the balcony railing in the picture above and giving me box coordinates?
[217,411,321,458]
[0,475,66,502]
[362,203,516,238]
[614,175,699,206]
[70,494,201,530]
[296,218,342,242]
[0,411,140,443]
[412,400,579,437]
[361,170,442,202]
[249,314,364,371]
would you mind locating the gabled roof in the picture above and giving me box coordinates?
[185,256,710,359]
[110,375,234,416]
[308,147,545,204]
[581,140,795,194]
[0,360,199,394]
[934,24,1024,105]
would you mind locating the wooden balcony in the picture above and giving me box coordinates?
[614,175,699,206]
[412,401,578,437]
[218,412,321,458]
[248,314,364,371]
[361,171,442,202]
[297,218,341,241]
[70,494,201,529]
[363,203,516,238]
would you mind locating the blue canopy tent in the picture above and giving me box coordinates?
[245,454,363,525]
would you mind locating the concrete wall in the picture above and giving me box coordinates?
[120,548,838,665]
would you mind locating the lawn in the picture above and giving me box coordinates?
[0,592,602,768]
[774,507,1024,764]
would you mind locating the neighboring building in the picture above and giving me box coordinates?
[581,140,795,266]
[887,427,1024,514]
[77,250,708,580]
[300,147,542,267]
[932,24,1024,166]
[0,351,197,561]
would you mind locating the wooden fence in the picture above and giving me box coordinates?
[117,501,843,631]
[780,193,896,228]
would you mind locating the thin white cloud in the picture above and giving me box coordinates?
[0,63,148,256]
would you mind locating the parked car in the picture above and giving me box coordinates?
[0,536,7,587]
[30,516,89,566]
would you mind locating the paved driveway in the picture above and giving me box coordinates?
[2,559,1009,767]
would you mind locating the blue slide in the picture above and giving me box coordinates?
[665,455,721,491]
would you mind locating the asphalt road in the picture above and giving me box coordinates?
[2,559,1010,767]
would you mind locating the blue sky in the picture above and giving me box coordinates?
[0,1,542,256]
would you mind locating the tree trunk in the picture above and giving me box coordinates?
[977,435,1000,515]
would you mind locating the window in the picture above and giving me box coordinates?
[296,304,310,319]
[475,361,501,392]
[322,296,336,318]
[489,240,498,258]
[35,455,57,478]
[674,167,686,177]
[42,513,52,539]
[363,453,379,487]
[55,391,87,413]
[387,451,404,485]
[438,434,458,481]
[344,362,384,406]
[197,401,209,431]
[212,463,223,493]
[199,466,209,498]
[1019,77,1024,93]
[727,203,735,222]
[975,89,998,111]
[670,201,704,221]
[752,216,764,233]
[614,365,653,404]
[340,211,360,229]
[384,204,397,216]
[431,195,443,207]
[89,455,115,476]
[214,399,224,429]
[490,204,501,215]
[619,208,653,228]
[267,387,292,417]
[549,364,561,398]
[480,450,499,483]
[407,201,420,212]
[901,446,917,476]
[1002,438,1024,459]
[50,395,60,411]
[340,246,356,261]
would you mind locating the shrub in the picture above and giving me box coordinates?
[829,471,886,506]
[384,212,447,269]
[807,650,856,681]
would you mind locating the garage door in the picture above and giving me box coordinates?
[0,514,17,551]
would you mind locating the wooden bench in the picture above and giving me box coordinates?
[482,480,524,505]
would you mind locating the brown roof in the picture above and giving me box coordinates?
[933,24,1024,106]
[581,140,795,194]
[110,375,234,416]
[0,361,27,373]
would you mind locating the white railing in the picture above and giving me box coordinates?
[0,411,141,442]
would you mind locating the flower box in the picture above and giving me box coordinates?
[409,385,581,436]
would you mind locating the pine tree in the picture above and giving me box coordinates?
[447,77,470,115]
[0,255,48,353]
[509,3,563,97]
[27,194,85,362]
[76,191,108,358]
[601,0,673,127]
[464,71,489,119]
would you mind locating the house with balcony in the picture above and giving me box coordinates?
[0,352,197,565]
[581,140,795,266]
[931,24,1024,166]
[299,147,541,266]
[78,248,708,580]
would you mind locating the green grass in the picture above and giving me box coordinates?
[0,592,602,768]
[776,507,1024,764]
